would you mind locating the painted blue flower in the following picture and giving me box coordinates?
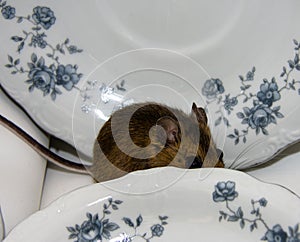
[30,33,47,49]
[1,5,16,19]
[242,104,272,130]
[257,78,281,106]
[68,212,120,241]
[32,6,56,30]
[68,45,79,54]
[56,64,81,90]
[77,219,104,242]
[151,224,164,237]
[202,78,225,99]
[224,95,238,114]
[246,70,255,81]
[27,65,56,94]
[213,181,238,202]
[259,198,268,207]
[262,225,288,242]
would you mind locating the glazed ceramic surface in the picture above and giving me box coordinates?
[0,0,300,168]
[3,168,300,242]
[0,207,4,241]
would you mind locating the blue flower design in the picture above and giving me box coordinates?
[30,33,47,49]
[27,64,56,95]
[32,6,56,30]
[246,70,255,81]
[68,45,80,54]
[151,224,164,237]
[213,181,238,202]
[201,40,300,145]
[77,218,104,241]
[68,198,168,242]
[2,4,86,101]
[257,78,281,106]
[67,213,120,241]
[202,78,225,99]
[1,5,15,19]
[242,104,273,130]
[214,181,300,242]
[224,95,238,114]
[259,198,268,207]
[56,64,81,90]
[262,225,288,242]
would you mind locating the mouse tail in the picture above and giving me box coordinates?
[0,114,89,174]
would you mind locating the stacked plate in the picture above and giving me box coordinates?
[3,168,300,242]
[0,1,299,241]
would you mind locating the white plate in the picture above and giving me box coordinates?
[0,1,300,168]
[4,168,300,242]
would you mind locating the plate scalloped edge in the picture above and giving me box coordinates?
[3,167,300,242]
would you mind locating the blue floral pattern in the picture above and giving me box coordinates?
[257,79,281,107]
[67,197,168,242]
[2,1,299,133]
[203,40,300,144]
[1,1,83,100]
[213,181,300,241]
[1,5,15,19]
[202,78,225,99]
[212,181,238,202]
[1,0,129,110]
[32,6,56,30]
[56,64,81,91]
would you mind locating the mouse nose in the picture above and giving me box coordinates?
[186,156,203,169]
[216,148,224,160]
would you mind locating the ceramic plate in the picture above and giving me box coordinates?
[0,1,300,168]
[3,168,300,242]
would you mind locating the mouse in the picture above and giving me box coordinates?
[0,102,224,182]
[91,102,224,182]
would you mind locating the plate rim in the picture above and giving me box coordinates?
[4,167,300,241]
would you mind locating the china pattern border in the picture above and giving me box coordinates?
[213,181,300,241]
[202,40,300,145]
[66,197,168,242]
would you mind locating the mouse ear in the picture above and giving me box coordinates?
[192,102,208,124]
[156,116,179,145]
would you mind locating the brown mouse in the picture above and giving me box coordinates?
[0,102,224,182]
[90,102,224,182]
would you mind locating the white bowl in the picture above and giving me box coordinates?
[0,0,300,169]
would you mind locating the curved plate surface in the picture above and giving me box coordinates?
[0,1,300,168]
[4,168,300,242]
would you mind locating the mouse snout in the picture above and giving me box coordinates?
[186,156,203,169]
[216,148,224,160]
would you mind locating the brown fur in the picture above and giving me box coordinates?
[89,103,224,182]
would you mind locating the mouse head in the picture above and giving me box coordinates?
[155,103,224,169]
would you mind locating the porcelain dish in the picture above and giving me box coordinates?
[0,0,300,168]
[3,168,300,242]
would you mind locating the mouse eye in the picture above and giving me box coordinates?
[186,156,203,169]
